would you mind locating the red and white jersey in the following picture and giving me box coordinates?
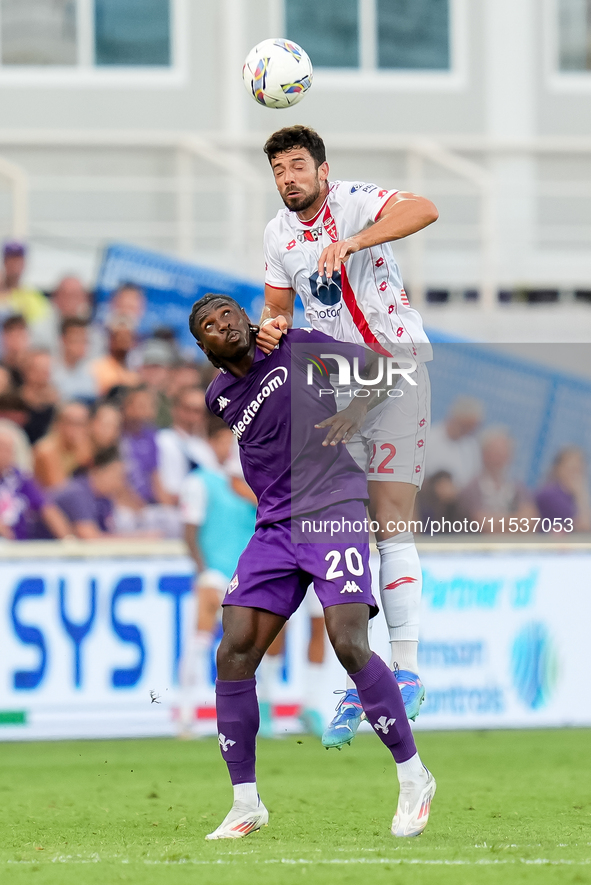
[264,180,431,360]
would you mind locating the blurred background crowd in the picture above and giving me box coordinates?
[0,232,586,547]
[419,397,591,534]
[0,237,259,545]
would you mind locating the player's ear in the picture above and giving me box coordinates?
[318,161,329,183]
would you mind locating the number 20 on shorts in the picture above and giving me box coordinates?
[325,547,365,580]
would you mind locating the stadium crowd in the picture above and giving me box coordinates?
[0,239,586,544]
[0,240,233,543]
[419,396,591,533]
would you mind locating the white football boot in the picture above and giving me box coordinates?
[205,797,269,840]
[391,768,436,837]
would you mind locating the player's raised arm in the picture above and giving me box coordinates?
[319,191,439,279]
[257,284,296,354]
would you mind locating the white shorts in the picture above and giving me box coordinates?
[339,362,431,487]
[197,568,230,595]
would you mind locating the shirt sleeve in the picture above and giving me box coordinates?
[54,488,95,524]
[179,472,207,526]
[341,182,399,228]
[263,221,293,289]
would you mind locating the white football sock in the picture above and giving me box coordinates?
[396,752,427,784]
[377,532,422,674]
[389,640,419,673]
[233,782,258,807]
[257,653,282,703]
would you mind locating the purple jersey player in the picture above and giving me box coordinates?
[189,293,435,841]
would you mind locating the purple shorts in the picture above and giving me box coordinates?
[223,499,378,620]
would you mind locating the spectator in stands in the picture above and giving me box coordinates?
[1,314,30,387]
[0,425,69,539]
[52,445,125,539]
[33,402,93,490]
[52,318,99,402]
[108,283,146,332]
[535,447,591,532]
[157,386,217,498]
[120,385,175,505]
[459,427,537,533]
[19,350,58,444]
[0,241,50,329]
[90,401,122,451]
[0,392,32,470]
[0,366,12,396]
[167,361,203,401]
[90,317,140,397]
[417,469,469,531]
[138,338,175,428]
[40,276,104,357]
[426,396,484,490]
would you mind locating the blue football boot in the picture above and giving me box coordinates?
[321,689,364,749]
[394,667,425,721]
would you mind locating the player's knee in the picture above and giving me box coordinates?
[217,632,261,673]
[331,633,371,675]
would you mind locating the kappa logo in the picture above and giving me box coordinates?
[341,580,362,594]
[218,733,236,752]
[217,395,231,411]
[228,574,239,594]
[374,716,396,734]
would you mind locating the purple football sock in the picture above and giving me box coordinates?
[349,652,417,763]
[215,678,259,785]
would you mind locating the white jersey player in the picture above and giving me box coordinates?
[257,125,438,748]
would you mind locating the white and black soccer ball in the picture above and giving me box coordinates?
[242,38,313,109]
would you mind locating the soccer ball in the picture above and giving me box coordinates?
[242,38,313,109]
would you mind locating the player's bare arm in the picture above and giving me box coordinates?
[318,191,439,279]
[257,284,295,354]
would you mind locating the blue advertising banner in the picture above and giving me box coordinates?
[95,243,271,353]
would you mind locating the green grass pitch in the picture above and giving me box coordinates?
[1,730,590,885]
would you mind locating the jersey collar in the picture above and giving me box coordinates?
[295,188,330,227]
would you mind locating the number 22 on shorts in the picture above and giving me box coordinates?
[368,442,396,474]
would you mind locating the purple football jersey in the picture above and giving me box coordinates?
[206,329,368,527]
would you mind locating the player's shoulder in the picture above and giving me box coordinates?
[205,371,233,414]
[264,207,292,237]
[285,327,338,347]
[330,180,384,201]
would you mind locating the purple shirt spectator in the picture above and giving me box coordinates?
[535,483,576,522]
[0,467,46,539]
[53,474,112,532]
[121,427,158,503]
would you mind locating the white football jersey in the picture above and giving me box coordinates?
[264,180,431,360]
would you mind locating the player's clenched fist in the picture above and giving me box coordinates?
[256,315,289,354]
[318,237,360,279]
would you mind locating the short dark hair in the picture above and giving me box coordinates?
[2,314,26,333]
[263,125,326,168]
[92,445,121,470]
[188,293,243,342]
[60,316,88,336]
